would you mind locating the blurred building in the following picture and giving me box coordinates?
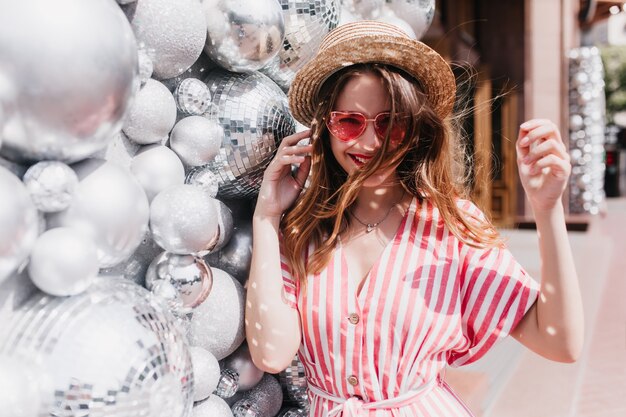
[422,0,622,226]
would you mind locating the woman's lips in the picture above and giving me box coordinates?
[349,153,372,166]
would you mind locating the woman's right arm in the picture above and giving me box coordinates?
[245,130,312,374]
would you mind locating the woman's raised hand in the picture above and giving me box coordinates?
[516,119,571,212]
[255,129,313,219]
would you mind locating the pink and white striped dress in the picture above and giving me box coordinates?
[281,197,540,417]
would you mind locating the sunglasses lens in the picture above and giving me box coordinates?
[328,112,365,141]
[375,113,407,143]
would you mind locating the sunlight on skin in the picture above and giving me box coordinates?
[545,326,557,336]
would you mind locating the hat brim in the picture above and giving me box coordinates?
[288,35,456,127]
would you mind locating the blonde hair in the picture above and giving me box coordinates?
[280,64,502,284]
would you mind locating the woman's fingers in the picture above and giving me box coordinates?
[522,138,568,166]
[517,119,563,161]
[528,154,571,177]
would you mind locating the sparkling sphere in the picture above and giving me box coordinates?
[186,167,221,198]
[130,144,185,201]
[27,227,98,296]
[193,395,234,417]
[146,251,213,309]
[150,184,220,255]
[215,368,240,398]
[220,343,264,391]
[123,79,177,145]
[189,346,221,402]
[384,0,436,40]
[205,219,251,285]
[48,159,150,268]
[279,356,308,407]
[124,0,207,79]
[189,268,245,360]
[233,374,283,417]
[202,69,296,198]
[170,116,224,167]
[0,278,194,417]
[175,78,212,115]
[0,0,138,163]
[203,0,285,73]
[0,166,38,284]
[23,161,78,212]
[260,0,341,90]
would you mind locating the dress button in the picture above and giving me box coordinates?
[348,313,360,324]
[347,375,359,386]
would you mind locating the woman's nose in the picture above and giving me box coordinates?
[360,121,382,150]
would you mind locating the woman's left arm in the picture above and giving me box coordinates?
[509,118,584,363]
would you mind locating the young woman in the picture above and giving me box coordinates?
[245,21,583,416]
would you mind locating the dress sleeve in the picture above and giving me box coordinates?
[279,244,299,310]
[447,203,541,367]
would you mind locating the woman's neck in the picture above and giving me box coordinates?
[353,183,407,216]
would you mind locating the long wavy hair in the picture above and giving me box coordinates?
[281,64,502,285]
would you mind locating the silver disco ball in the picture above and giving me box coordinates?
[278,356,308,408]
[0,277,193,417]
[202,69,296,198]
[260,0,341,91]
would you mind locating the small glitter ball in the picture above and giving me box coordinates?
[23,161,78,212]
[214,368,239,398]
[175,78,211,115]
[232,399,260,417]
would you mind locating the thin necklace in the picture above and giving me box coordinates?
[351,191,406,234]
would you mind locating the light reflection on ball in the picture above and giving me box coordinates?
[0,277,194,417]
[203,0,285,73]
[175,78,212,116]
[146,251,213,309]
[0,0,138,163]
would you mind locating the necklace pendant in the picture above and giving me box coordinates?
[366,224,375,233]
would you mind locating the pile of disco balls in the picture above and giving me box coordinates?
[568,46,606,215]
[0,1,435,417]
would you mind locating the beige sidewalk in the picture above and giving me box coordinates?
[447,198,626,416]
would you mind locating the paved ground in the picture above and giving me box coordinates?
[447,198,626,417]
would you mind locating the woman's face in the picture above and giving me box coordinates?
[328,72,400,188]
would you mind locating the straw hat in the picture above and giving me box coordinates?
[288,20,456,127]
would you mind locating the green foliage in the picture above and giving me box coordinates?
[600,45,626,123]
